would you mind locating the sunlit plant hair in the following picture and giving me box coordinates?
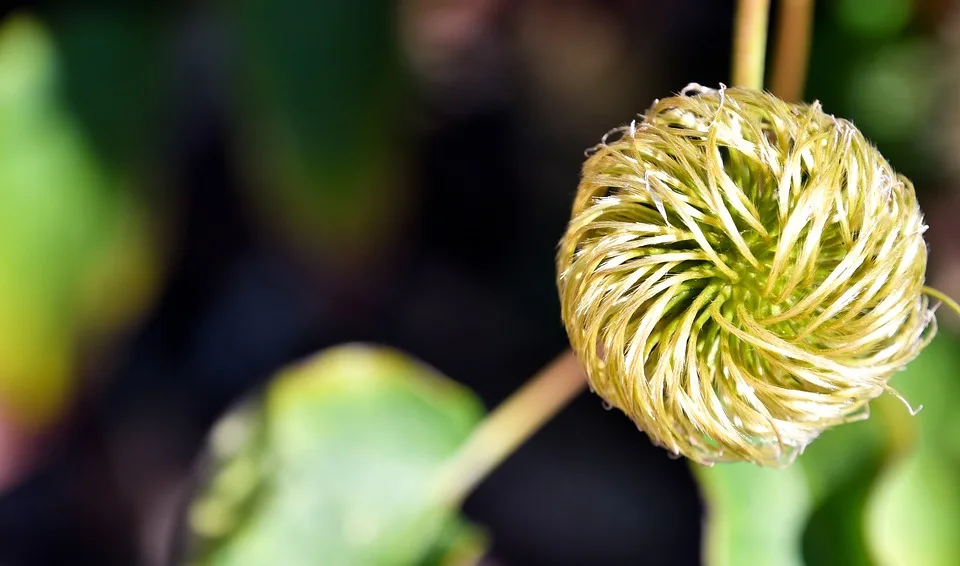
[556,84,936,467]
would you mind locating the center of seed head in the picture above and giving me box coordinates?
[710,227,781,313]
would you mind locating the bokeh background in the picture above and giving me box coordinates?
[0,0,958,564]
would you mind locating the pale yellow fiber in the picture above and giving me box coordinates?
[556,84,936,467]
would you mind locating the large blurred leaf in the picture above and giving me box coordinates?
[695,462,810,566]
[0,14,160,428]
[228,0,406,264]
[182,344,487,566]
[797,391,906,566]
[866,445,960,566]
[865,332,960,566]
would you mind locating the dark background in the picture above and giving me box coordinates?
[0,0,956,564]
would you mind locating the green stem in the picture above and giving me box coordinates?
[923,285,960,318]
[732,0,771,90]
[434,350,586,506]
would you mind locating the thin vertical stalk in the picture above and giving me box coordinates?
[770,0,815,101]
[732,0,772,90]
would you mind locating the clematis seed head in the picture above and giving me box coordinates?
[556,84,936,467]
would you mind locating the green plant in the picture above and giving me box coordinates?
[181,1,960,565]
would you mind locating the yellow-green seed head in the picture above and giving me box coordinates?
[556,84,935,467]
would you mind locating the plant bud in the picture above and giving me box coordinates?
[557,84,935,466]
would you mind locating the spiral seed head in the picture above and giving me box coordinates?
[556,84,936,467]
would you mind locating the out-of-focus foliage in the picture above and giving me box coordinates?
[845,39,938,145]
[46,3,172,172]
[865,332,960,566]
[695,462,809,566]
[696,332,960,566]
[182,344,487,566]
[228,0,406,266]
[797,396,891,566]
[834,0,912,38]
[0,14,159,429]
[808,0,944,183]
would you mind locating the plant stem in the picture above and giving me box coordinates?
[434,350,586,506]
[924,286,960,318]
[732,0,771,90]
[770,0,815,102]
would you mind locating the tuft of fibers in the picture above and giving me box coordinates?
[556,84,936,467]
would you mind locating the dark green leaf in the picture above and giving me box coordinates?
[228,0,406,259]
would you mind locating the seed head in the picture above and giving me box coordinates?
[556,84,936,467]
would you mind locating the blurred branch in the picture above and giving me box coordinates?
[434,350,586,506]
[732,0,771,90]
[770,0,815,102]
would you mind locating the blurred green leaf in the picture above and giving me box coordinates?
[863,332,960,566]
[0,13,160,427]
[45,4,171,171]
[229,0,406,262]
[834,0,912,38]
[797,415,886,566]
[695,462,810,566]
[801,449,883,566]
[798,409,888,505]
[866,445,960,566]
[419,516,488,566]
[183,344,488,566]
[845,39,939,145]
